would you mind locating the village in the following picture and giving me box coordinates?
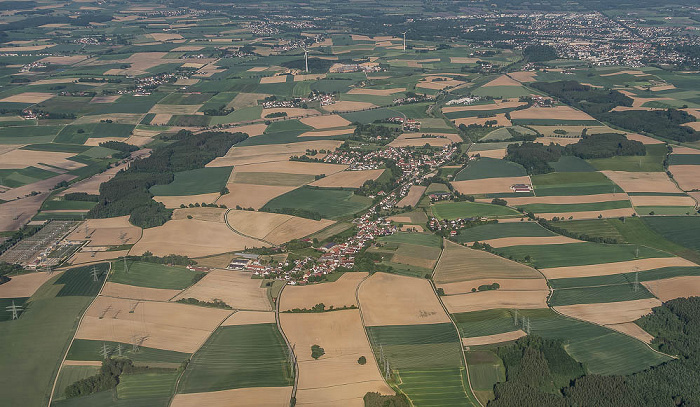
[229,142,459,284]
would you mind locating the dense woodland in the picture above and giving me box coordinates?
[531,81,700,142]
[505,134,645,174]
[530,81,633,115]
[597,109,700,143]
[88,130,247,228]
[488,297,700,406]
[523,45,558,62]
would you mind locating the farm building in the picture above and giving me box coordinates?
[511,183,533,193]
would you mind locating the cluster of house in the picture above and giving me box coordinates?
[19,60,48,73]
[530,95,554,107]
[428,216,485,235]
[261,92,335,109]
[329,62,382,73]
[428,192,452,202]
[384,116,422,131]
[392,94,434,105]
[445,96,481,106]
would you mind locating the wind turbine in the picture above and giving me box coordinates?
[303,47,309,73]
[402,31,407,52]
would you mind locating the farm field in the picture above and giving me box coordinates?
[177,323,292,393]
[279,310,393,406]
[434,240,542,283]
[130,218,267,257]
[109,261,203,290]
[453,157,527,181]
[172,269,272,311]
[280,271,366,311]
[262,186,373,220]
[495,241,673,269]
[432,201,522,219]
[359,272,450,326]
[370,232,443,277]
[75,296,231,353]
[365,324,479,407]
[0,264,108,407]
[454,222,554,244]
[453,308,670,375]
[149,166,233,196]
[531,172,621,196]
[0,3,699,406]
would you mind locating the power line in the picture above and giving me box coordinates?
[6,300,22,320]
[90,266,101,282]
[99,343,111,360]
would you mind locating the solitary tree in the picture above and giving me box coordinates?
[311,344,325,360]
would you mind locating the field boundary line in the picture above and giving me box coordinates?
[275,282,299,406]
[223,208,275,246]
[168,308,236,407]
[47,262,111,407]
[355,273,411,403]
[430,240,484,407]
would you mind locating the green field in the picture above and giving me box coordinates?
[110,261,203,290]
[426,183,451,194]
[53,365,101,401]
[454,158,527,181]
[517,199,632,214]
[455,222,554,243]
[66,339,190,364]
[465,351,505,405]
[55,123,135,144]
[549,219,627,242]
[636,206,698,216]
[454,309,523,338]
[379,232,443,248]
[366,324,479,407]
[453,308,670,375]
[0,264,108,406]
[496,242,672,268]
[52,389,170,407]
[643,217,700,258]
[0,125,62,144]
[669,154,700,165]
[0,165,60,188]
[550,156,597,172]
[232,171,315,187]
[588,144,668,172]
[472,85,532,99]
[55,263,110,296]
[262,186,373,220]
[549,266,700,290]
[177,323,292,393]
[549,283,655,306]
[42,200,97,211]
[149,166,232,196]
[432,201,521,219]
[116,372,179,401]
[531,171,621,196]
